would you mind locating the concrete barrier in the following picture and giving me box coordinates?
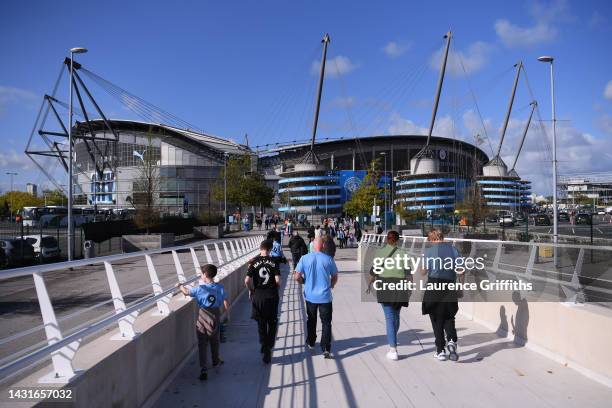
[7,258,252,408]
[460,301,612,387]
[122,234,175,252]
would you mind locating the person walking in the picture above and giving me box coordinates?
[322,235,336,259]
[337,228,345,249]
[421,229,461,362]
[176,264,229,380]
[245,240,281,364]
[289,231,308,269]
[264,216,270,230]
[294,237,338,358]
[367,231,410,361]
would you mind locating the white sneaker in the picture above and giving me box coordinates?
[386,349,399,361]
[434,351,447,361]
[447,340,459,361]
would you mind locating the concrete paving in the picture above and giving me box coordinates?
[155,247,612,408]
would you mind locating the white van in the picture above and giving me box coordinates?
[23,235,61,260]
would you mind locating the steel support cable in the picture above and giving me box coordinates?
[349,61,429,139]
[521,66,553,159]
[353,38,443,139]
[251,44,321,145]
[85,71,201,132]
[457,51,496,157]
[81,68,202,132]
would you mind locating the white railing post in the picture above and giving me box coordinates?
[563,248,584,303]
[493,242,502,270]
[203,244,213,264]
[525,244,537,277]
[190,247,201,273]
[222,241,231,262]
[229,240,238,258]
[410,237,416,252]
[32,272,79,383]
[104,261,139,338]
[172,251,191,300]
[214,243,224,264]
[145,254,171,316]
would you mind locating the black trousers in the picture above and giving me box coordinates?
[305,301,333,352]
[252,295,279,350]
[429,313,457,353]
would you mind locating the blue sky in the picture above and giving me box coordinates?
[1,0,611,195]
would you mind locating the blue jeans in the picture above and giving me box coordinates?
[381,304,401,347]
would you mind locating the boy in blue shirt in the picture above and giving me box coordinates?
[177,264,229,380]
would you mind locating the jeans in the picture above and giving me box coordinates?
[305,301,333,352]
[381,304,401,347]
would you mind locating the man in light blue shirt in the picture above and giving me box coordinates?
[294,237,338,358]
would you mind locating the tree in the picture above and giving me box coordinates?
[42,189,67,206]
[212,155,273,213]
[394,204,425,225]
[456,184,486,227]
[0,191,44,216]
[132,130,160,232]
[343,159,382,220]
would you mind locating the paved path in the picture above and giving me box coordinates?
[156,248,611,408]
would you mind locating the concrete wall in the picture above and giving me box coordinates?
[122,233,175,252]
[460,301,612,387]
[10,255,253,408]
[359,242,612,387]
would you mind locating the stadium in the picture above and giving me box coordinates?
[258,134,531,218]
[66,120,531,219]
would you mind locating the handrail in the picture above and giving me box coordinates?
[0,234,264,385]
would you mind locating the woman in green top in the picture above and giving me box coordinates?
[367,230,411,361]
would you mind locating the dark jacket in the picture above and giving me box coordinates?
[322,236,336,258]
[289,235,308,256]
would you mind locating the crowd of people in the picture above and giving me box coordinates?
[176,221,462,381]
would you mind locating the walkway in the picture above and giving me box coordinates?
[155,248,611,408]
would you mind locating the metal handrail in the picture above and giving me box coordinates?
[0,234,264,384]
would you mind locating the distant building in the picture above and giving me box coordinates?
[26,183,37,197]
[559,172,612,206]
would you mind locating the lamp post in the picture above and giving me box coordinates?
[5,172,17,219]
[223,152,228,232]
[68,47,87,261]
[380,152,387,232]
[538,55,558,263]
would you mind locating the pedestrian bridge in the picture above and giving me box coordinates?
[1,233,611,407]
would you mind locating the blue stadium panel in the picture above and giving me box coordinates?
[279,204,342,212]
[406,204,454,210]
[396,186,456,194]
[278,185,340,193]
[398,195,456,202]
[396,178,456,186]
[278,175,340,184]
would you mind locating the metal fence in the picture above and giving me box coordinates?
[360,233,612,306]
[0,235,264,385]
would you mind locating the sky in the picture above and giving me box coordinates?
[1,0,611,195]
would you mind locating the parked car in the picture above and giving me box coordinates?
[23,235,61,261]
[515,213,526,223]
[558,212,569,222]
[498,215,515,227]
[0,247,6,268]
[0,239,35,267]
[534,214,551,226]
[575,213,592,225]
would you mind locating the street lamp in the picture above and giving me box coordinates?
[5,172,17,219]
[223,152,228,232]
[67,47,87,261]
[379,152,387,232]
[538,55,558,261]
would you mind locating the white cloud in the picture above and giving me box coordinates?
[494,20,557,48]
[387,112,457,138]
[604,80,612,100]
[382,41,411,58]
[597,113,612,134]
[495,0,570,48]
[0,86,38,115]
[429,41,492,76]
[0,149,36,171]
[311,55,358,79]
[329,96,355,109]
